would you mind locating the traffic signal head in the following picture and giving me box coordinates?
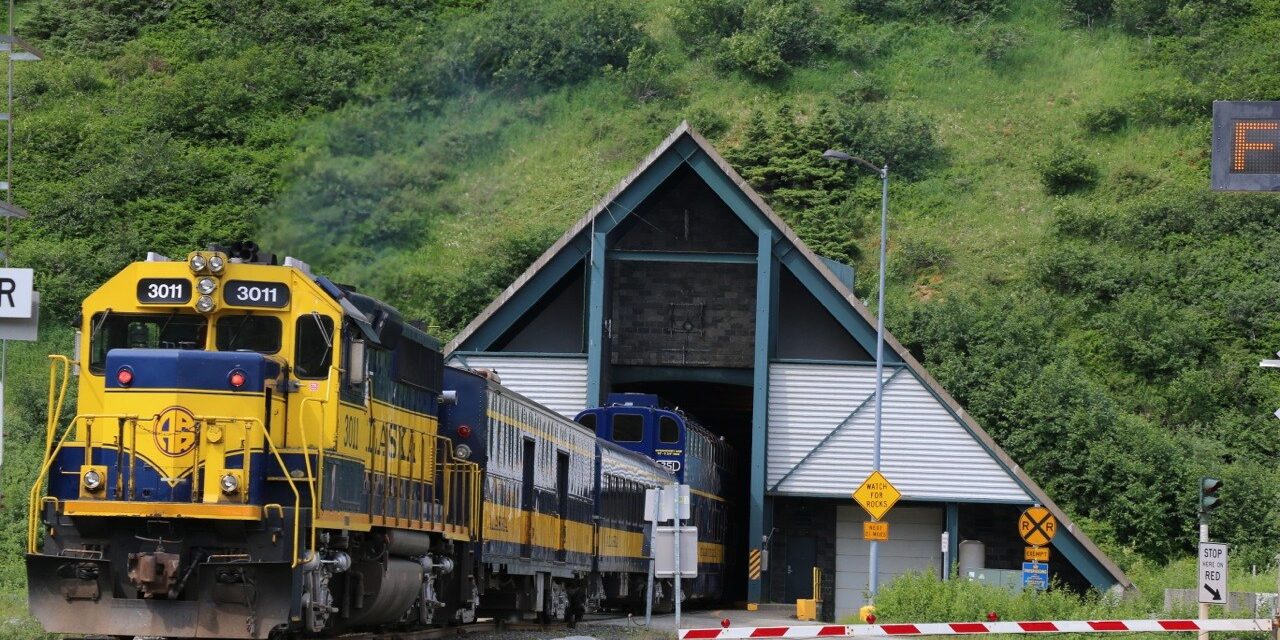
[1199,477,1223,522]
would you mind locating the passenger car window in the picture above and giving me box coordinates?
[611,414,644,443]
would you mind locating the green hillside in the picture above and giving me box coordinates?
[2,0,1280,603]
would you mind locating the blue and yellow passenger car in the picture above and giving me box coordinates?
[576,393,739,602]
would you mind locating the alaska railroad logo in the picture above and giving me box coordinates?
[154,406,198,457]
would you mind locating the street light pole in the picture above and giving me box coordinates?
[823,149,889,603]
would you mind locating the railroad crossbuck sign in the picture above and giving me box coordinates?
[1018,506,1057,547]
[853,471,900,521]
[1199,542,1228,605]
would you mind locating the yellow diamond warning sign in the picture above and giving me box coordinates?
[853,470,901,521]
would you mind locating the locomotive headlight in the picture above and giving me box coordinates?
[454,444,472,460]
[208,254,225,274]
[196,295,216,313]
[220,473,240,494]
[189,253,207,273]
[82,469,104,491]
[197,277,217,295]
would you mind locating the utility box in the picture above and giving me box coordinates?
[795,567,822,621]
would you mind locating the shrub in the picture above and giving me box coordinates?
[673,0,833,79]
[26,0,173,56]
[608,45,681,103]
[683,106,731,139]
[1062,0,1113,26]
[971,24,1025,62]
[895,238,953,276]
[836,73,889,103]
[1080,104,1129,134]
[399,0,646,99]
[725,101,939,263]
[1036,142,1100,195]
[848,0,1008,21]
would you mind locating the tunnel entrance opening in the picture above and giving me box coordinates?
[611,376,752,604]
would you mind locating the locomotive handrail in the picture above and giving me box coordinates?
[297,396,325,559]
[44,355,71,456]
[255,420,305,567]
[28,418,78,553]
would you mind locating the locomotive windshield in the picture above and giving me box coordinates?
[88,311,207,374]
[215,313,282,353]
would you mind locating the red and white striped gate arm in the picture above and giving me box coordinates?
[679,618,1274,639]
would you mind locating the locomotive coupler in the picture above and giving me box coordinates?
[127,550,182,598]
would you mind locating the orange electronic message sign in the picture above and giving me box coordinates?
[1213,101,1280,191]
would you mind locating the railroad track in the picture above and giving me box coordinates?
[333,613,635,640]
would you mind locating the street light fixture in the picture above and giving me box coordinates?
[823,148,889,603]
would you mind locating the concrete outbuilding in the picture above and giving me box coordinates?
[445,123,1131,620]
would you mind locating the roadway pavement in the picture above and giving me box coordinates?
[584,603,805,633]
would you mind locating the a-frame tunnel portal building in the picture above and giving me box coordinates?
[446,123,1131,620]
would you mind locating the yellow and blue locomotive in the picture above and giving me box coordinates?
[26,244,703,638]
[26,246,480,638]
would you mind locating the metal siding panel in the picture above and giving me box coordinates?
[767,363,1029,502]
[449,356,588,419]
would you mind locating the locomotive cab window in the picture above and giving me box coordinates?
[215,314,282,354]
[659,416,680,444]
[88,312,207,374]
[294,314,334,379]
[611,414,644,443]
[576,413,597,431]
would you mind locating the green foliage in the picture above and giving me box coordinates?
[1036,142,1100,195]
[725,102,939,263]
[396,0,646,103]
[672,0,834,79]
[848,0,1008,21]
[26,0,173,56]
[872,572,1126,624]
[607,44,682,103]
[894,238,953,276]
[970,23,1026,62]
[1080,104,1128,134]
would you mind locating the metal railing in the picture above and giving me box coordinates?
[28,408,307,566]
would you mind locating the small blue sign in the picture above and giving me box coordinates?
[1022,561,1049,591]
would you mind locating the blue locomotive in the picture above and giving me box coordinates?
[575,393,739,602]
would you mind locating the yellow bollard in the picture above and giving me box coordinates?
[860,604,877,624]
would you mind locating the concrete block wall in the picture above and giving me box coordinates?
[610,261,756,368]
[767,498,838,622]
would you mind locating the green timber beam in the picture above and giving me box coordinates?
[749,230,777,606]
[586,230,608,407]
[608,250,757,264]
[683,148,899,362]
[456,138,696,352]
[1052,525,1120,591]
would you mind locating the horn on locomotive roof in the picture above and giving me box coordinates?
[207,241,278,265]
